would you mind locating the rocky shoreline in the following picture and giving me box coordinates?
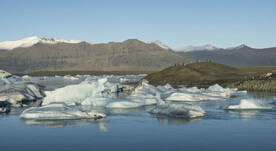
[227,79,276,92]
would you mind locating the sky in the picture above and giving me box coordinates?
[0,0,275,49]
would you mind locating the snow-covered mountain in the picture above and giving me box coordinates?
[175,44,220,52]
[148,40,172,50]
[225,44,250,50]
[0,36,83,50]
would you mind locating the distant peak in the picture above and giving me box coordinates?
[226,44,250,50]
[148,40,171,50]
[0,36,83,50]
[237,44,249,48]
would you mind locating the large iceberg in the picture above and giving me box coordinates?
[20,103,106,120]
[42,78,119,106]
[225,99,272,110]
[0,73,45,107]
[42,78,160,109]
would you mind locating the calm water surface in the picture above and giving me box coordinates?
[0,91,276,151]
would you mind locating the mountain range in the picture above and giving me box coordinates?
[0,37,275,73]
[176,44,276,66]
[0,37,190,73]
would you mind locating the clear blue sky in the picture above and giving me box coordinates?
[0,0,275,48]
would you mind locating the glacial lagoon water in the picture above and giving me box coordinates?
[0,76,276,151]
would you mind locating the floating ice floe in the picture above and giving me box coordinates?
[151,102,205,118]
[119,78,128,83]
[0,72,45,107]
[224,99,272,110]
[42,78,119,106]
[0,82,45,107]
[164,84,246,102]
[63,75,79,80]
[20,103,106,120]
[22,75,31,79]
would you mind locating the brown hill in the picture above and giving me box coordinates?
[0,39,191,73]
[144,62,247,88]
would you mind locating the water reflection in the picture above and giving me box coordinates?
[21,118,108,131]
[80,105,156,115]
[226,110,260,120]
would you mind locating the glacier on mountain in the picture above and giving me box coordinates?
[0,36,82,50]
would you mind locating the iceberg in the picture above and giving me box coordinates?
[151,102,205,118]
[42,78,119,106]
[164,84,246,102]
[225,99,272,110]
[0,82,45,107]
[164,92,222,102]
[63,75,79,80]
[20,103,106,120]
[0,71,45,107]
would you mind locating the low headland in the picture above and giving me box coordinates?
[144,62,276,92]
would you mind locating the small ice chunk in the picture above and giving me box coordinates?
[22,75,31,79]
[164,92,221,101]
[151,103,205,118]
[63,75,79,80]
[20,103,106,120]
[119,78,128,83]
[225,99,272,110]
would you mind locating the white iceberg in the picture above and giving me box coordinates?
[164,91,222,102]
[151,102,205,118]
[20,103,106,120]
[22,75,31,79]
[119,78,128,83]
[0,75,25,86]
[63,75,79,80]
[0,83,45,106]
[42,78,161,109]
[164,84,246,102]
[42,78,119,106]
[225,99,272,110]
